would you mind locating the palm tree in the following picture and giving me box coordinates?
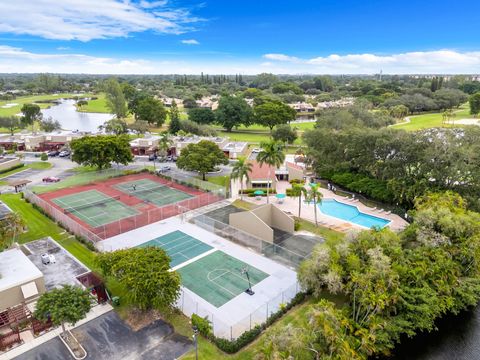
[231,157,253,200]
[308,184,323,226]
[158,132,173,157]
[0,212,24,249]
[257,140,285,204]
[289,183,308,218]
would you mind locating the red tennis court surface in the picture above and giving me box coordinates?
[37,173,223,239]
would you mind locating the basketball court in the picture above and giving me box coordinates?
[137,230,213,268]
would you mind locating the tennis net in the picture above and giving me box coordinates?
[131,185,167,197]
[63,195,121,214]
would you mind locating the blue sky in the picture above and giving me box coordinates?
[0,0,479,74]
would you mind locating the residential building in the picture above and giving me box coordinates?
[0,249,46,312]
[221,141,248,159]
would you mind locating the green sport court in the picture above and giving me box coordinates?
[114,178,193,207]
[178,251,269,307]
[137,230,213,268]
[52,189,140,227]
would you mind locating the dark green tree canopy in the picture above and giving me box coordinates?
[20,103,42,131]
[100,118,128,135]
[34,285,91,333]
[272,124,298,144]
[70,135,133,169]
[188,107,216,124]
[215,95,253,132]
[96,247,181,311]
[254,101,296,131]
[0,116,24,135]
[169,100,181,134]
[135,97,167,126]
[176,140,228,180]
[469,92,480,116]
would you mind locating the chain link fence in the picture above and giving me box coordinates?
[177,281,300,340]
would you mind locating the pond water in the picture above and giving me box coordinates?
[390,306,480,360]
[41,99,113,132]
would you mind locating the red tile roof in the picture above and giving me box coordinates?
[249,161,276,180]
[286,161,303,170]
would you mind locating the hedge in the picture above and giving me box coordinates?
[329,172,394,203]
[238,188,277,197]
[191,292,307,353]
[0,163,24,174]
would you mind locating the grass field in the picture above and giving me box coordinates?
[76,93,111,113]
[0,93,95,117]
[392,103,474,131]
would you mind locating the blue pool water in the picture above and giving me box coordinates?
[318,199,390,229]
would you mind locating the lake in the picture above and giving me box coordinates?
[390,305,480,360]
[41,99,113,132]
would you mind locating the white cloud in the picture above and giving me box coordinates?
[181,39,200,45]
[0,0,202,41]
[263,50,480,74]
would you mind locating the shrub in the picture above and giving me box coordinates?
[329,171,394,203]
[40,153,48,161]
[289,178,303,185]
[0,163,24,174]
[238,188,277,196]
[294,220,300,231]
[192,314,212,336]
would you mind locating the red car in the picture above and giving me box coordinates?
[42,176,61,183]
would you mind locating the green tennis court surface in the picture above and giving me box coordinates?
[114,178,193,207]
[137,230,213,268]
[178,251,269,307]
[52,189,139,227]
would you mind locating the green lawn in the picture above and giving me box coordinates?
[0,93,95,117]
[0,193,97,269]
[205,175,230,188]
[76,93,111,113]
[392,103,475,131]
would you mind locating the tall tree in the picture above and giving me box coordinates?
[231,157,253,200]
[272,124,298,144]
[99,118,128,135]
[158,132,173,156]
[136,97,167,126]
[0,212,24,250]
[70,135,133,169]
[254,101,297,131]
[215,95,253,132]
[176,140,228,180]
[257,140,285,203]
[104,78,128,118]
[307,184,323,226]
[34,285,91,336]
[188,107,215,124]
[21,103,42,133]
[0,116,24,135]
[96,247,181,311]
[169,100,181,134]
[469,92,480,116]
[289,183,308,218]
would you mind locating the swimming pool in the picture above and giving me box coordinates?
[318,199,390,229]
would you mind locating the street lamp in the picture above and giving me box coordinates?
[192,325,199,360]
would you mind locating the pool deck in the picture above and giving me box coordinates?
[233,180,408,232]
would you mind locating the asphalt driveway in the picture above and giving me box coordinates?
[14,311,192,360]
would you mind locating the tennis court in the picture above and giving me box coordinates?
[114,178,193,207]
[137,230,213,268]
[178,251,269,307]
[52,189,140,227]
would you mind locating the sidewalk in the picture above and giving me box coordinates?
[0,303,113,360]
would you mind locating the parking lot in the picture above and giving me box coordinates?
[23,237,89,290]
[14,311,192,360]
[0,168,42,181]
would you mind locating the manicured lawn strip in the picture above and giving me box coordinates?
[204,175,230,188]
[392,103,473,131]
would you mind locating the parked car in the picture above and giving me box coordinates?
[166,155,173,162]
[59,150,70,157]
[42,176,61,183]
[148,153,158,161]
[48,150,60,157]
[156,165,171,173]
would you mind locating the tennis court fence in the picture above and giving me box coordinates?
[23,189,103,244]
[177,281,300,340]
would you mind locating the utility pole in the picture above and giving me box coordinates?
[192,325,199,360]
